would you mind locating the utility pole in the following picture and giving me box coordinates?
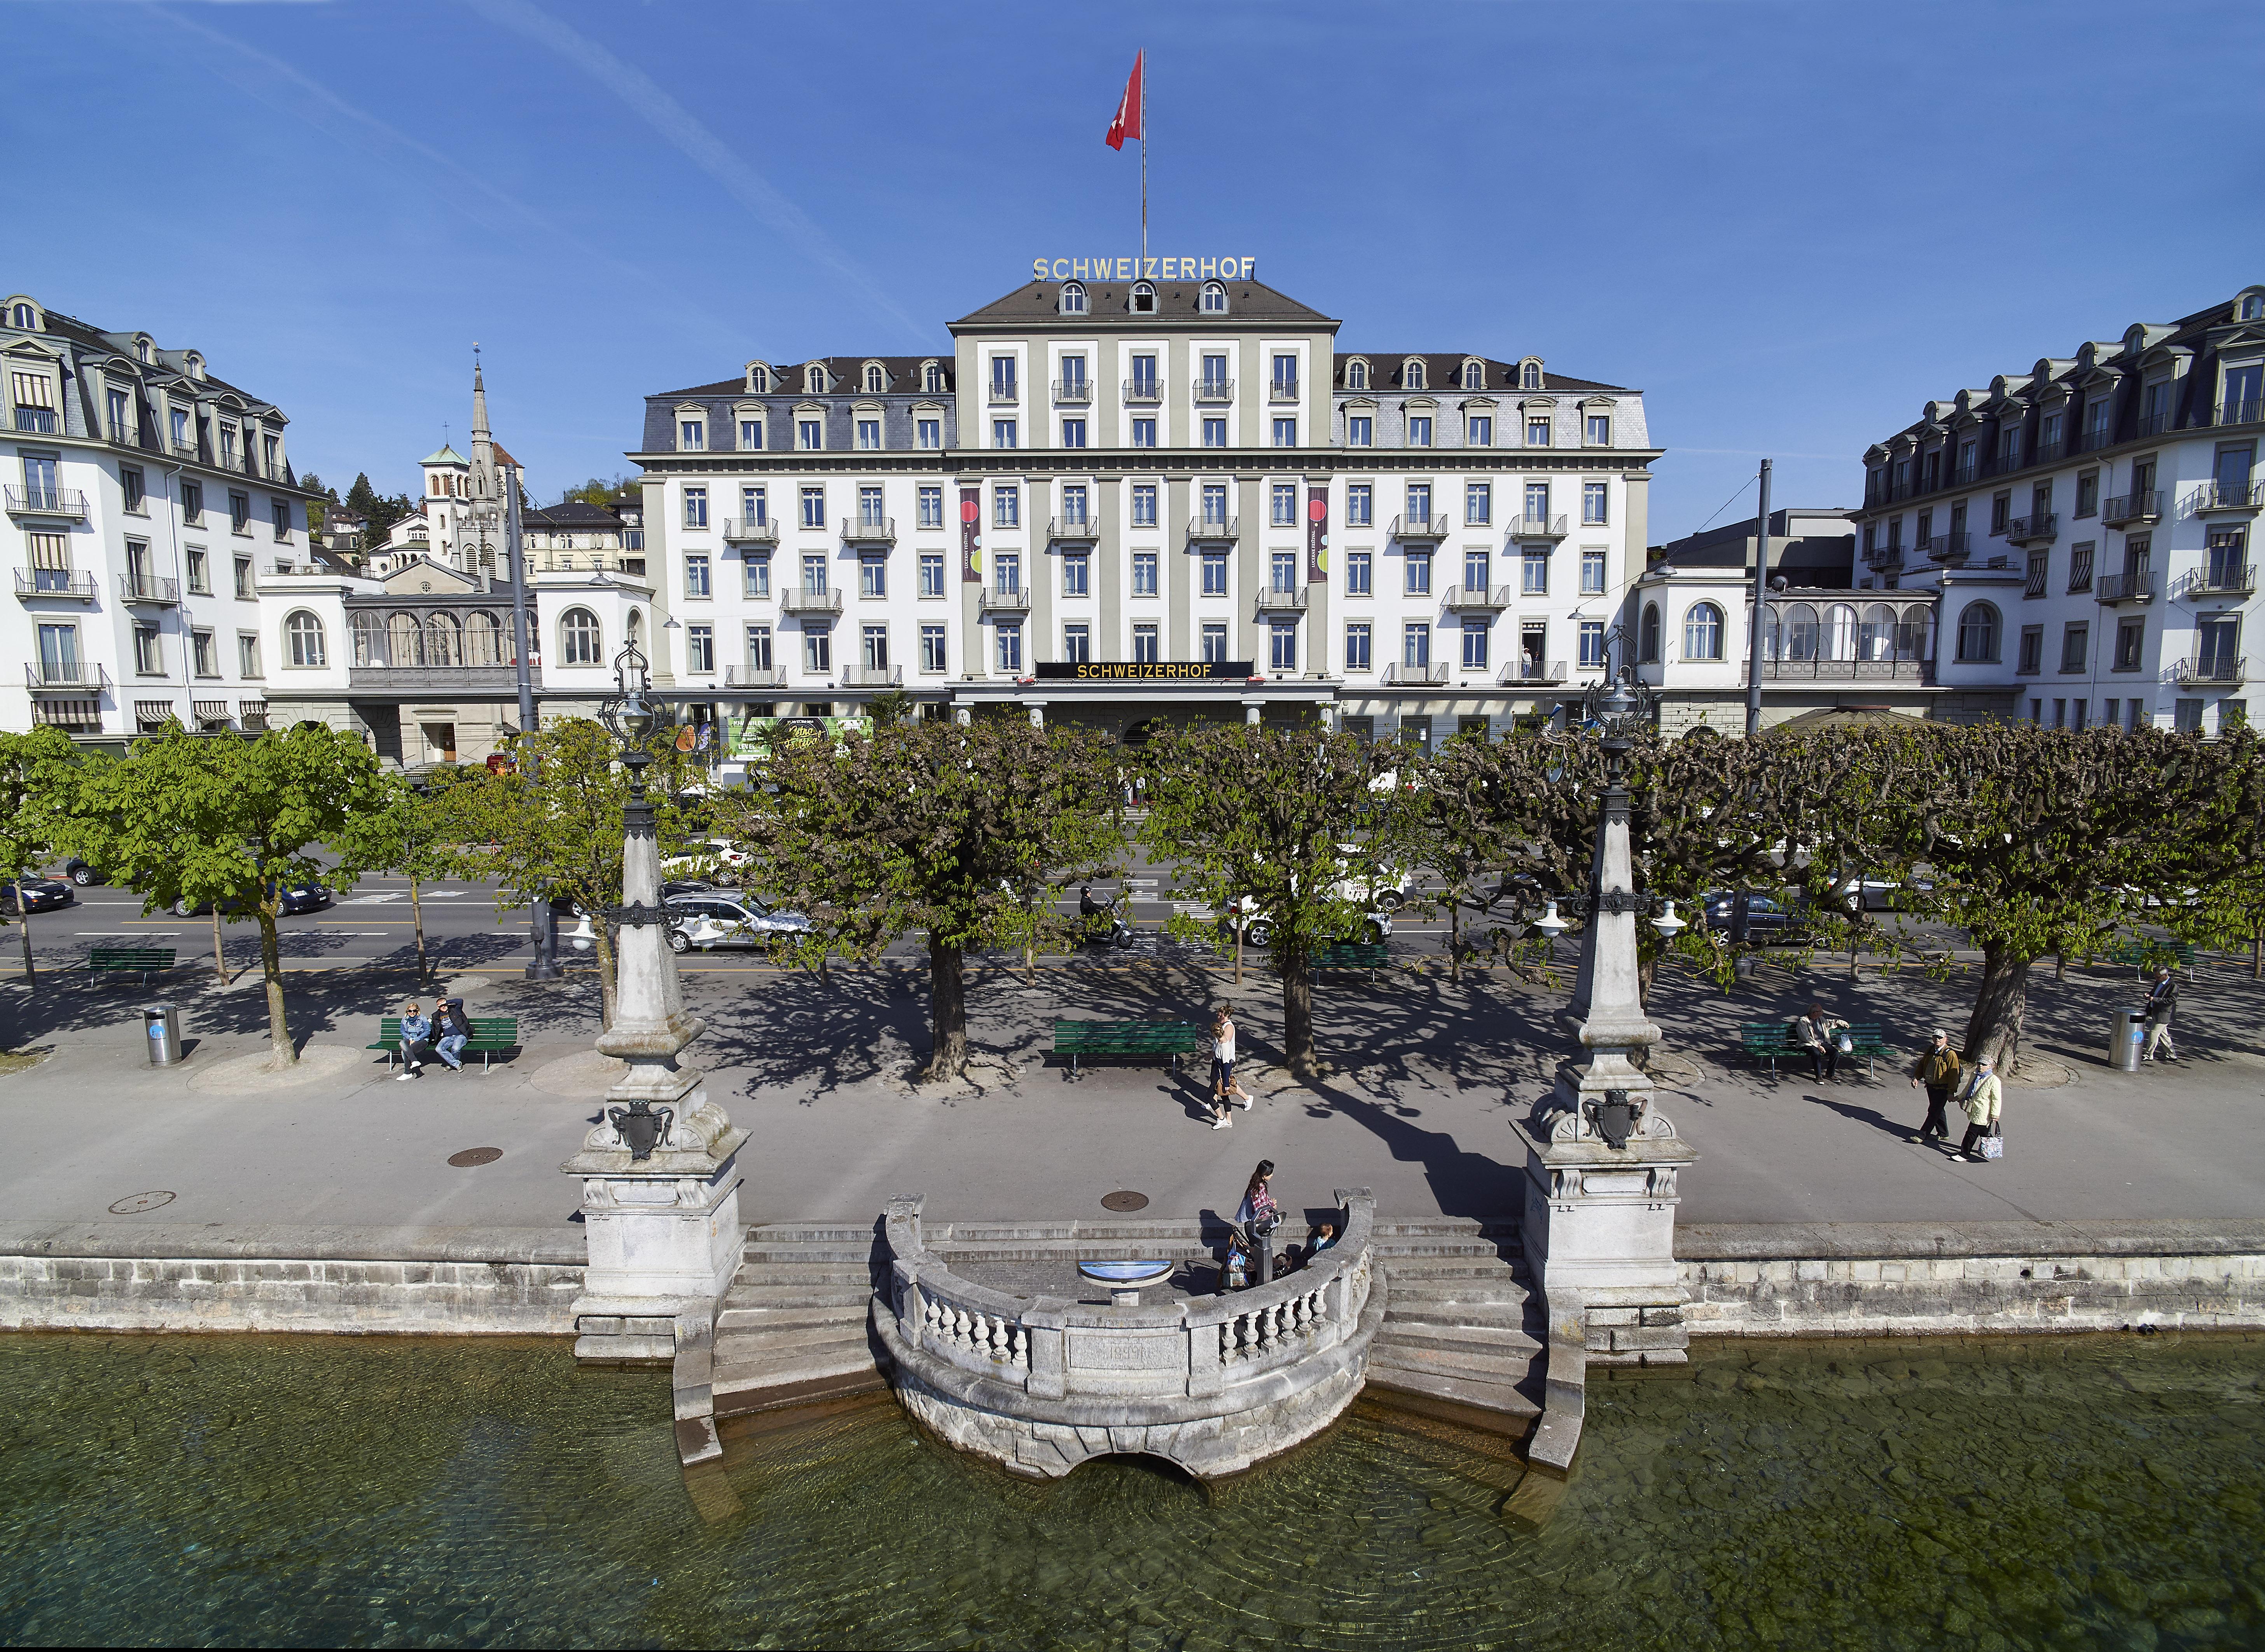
[1746,459,1772,737]
[507,465,560,980]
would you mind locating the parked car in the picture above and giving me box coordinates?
[1700,890,1813,943]
[1225,900,1393,951]
[0,878,75,914]
[60,858,109,887]
[171,881,333,917]
[664,892,811,953]
[1332,844,1413,911]
[661,838,753,887]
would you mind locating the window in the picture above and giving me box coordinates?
[1062,552,1089,597]
[1466,482,1491,525]
[1269,621,1297,672]
[687,624,715,674]
[1061,418,1087,449]
[993,419,1018,449]
[1201,548,1229,595]
[1579,619,1606,669]
[1460,617,1490,670]
[1272,354,1298,396]
[1468,416,1492,447]
[918,419,940,450]
[1132,418,1156,447]
[1200,281,1227,314]
[9,369,56,433]
[2115,617,2146,672]
[2025,550,2049,599]
[1524,481,1551,526]
[805,623,833,673]
[134,622,163,676]
[2064,540,2093,593]
[1582,481,1608,525]
[1132,550,1158,594]
[1463,549,1491,592]
[1056,623,1090,664]
[229,491,250,533]
[1405,361,1426,391]
[800,486,825,529]
[918,485,944,528]
[920,623,947,672]
[909,549,942,597]
[2061,622,2090,673]
[1201,622,1228,662]
[561,608,601,665]
[1273,418,1297,447]
[1271,483,1298,527]
[862,623,888,670]
[1345,623,1372,671]
[857,419,881,451]
[1060,281,1087,315]
[1991,492,2011,535]
[1202,417,1227,448]
[233,554,252,599]
[182,481,203,526]
[2103,698,2120,728]
[121,466,145,513]
[1405,550,1432,595]
[995,552,1021,595]
[802,553,829,595]
[684,487,709,529]
[2175,698,2204,734]
[269,499,291,540]
[685,554,712,597]
[1130,282,1157,315]
[1346,361,1368,391]
[745,554,772,598]
[185,548,208,594]
[860,553,886,598]
[238,633,261,678]
[1271,550,1298,592]
[994,485,1019,528]
[1130,355,1159,396]
[1521,545,1548,595]
[859,484,885,529]
[1406,482,1432,526]
[1346,484,1372,527]
[1586,413,1611,446]
[740,419,764,451]
[863,365,886,394]
[1133,623,1159,663]
[745,625,773,672]
[995,622,1023,672]
[1201,354,1229,394]
[1580,549,1606,595]
[1132,484,1158,527]
[1201,483,1230,527]
[1408,416,1433,447]
[991,356,1017,398]
[1348,415,1372,447]
[1403,622,1431,667]
[1527,414,1552,447]
[2018,625,2044,675]
[219,423,238,467]
[191,629,217,678]
[1683,601,1725,661]
[1346,550,1371,595]
[1956,602,2000,663]
[800,418,823,451]
[679,418,705,451]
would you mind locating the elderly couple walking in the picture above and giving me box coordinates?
[1907,1028,2004,1162]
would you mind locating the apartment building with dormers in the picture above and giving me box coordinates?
[630,272,1654,754]
[2,293,311,745]
[1851,285,2265,737]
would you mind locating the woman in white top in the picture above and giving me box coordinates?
[1209,1006,1251,1128]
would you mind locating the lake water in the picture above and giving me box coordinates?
[0,1330,2258,1649]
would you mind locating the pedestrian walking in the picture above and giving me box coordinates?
[1207,1004,1251,1128]
[2141,966,2179,1062]
[1791,1002,1852,1083]
[1906,1028,1962,1146]
[432,996,472,1073]
[1955,1055,2004,1162]
[1235,1160,1281,1288]
[395,1001,435,1081]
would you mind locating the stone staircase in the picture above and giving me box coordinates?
[1363,1217,1543,1451]
[706,1222,891,1427]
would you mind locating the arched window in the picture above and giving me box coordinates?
[2242,293,2264,321]
[1345,360,1368,390]
[1956,601,2000,662]
[1683,601,1725,661]
[1824,603,1858,661]
[1129,281,1156,314]
[805,363,826,394]
[1059,281,1087,315]
[923,362,943,392]
[425,612,462,668]
[748,363,769,392]
[465,611,505,667]
[1784,603,1818,661]
[864,364,885,393]
[1463,361,1484,390]
[560,607,602,665]
[1639,602,1662,663]
[10,303,31,329]
[286,611,327,668]
[1763,607,1783,660]
[626,608,644,649]
[1522,361,1543,390]
[1200,281,1227,314]
[350,611,388,667]
[1897,605,1930,660]
[1404,359,1426,391]
[1859,602,1894,660]
[136,338,150,363]
[388,611,425,666]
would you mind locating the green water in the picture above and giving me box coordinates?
[0,1332,2259,1650]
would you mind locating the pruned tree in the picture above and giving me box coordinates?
[1137,723,1395,1082]
[714,718,1123,1082]
[66,726,388,1069]
[0,728,83,984]
[336,773,468,984]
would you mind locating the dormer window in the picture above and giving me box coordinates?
[2243,293,2265,321]
[136,337,152,364]
[1200,281,1227,315]
[805,363,827,394]
[1129,281,1156,314]
[1403,360,1426,391]
[747,363,770,393]
[923,361,944,393]
[9,302,32,330]
[1060,281,1088,315]
[1345,360,1368,390]
[680,417,705,451]
[1462,361,1484,390]
[864,364,885,393]
[1520,360,1544,390]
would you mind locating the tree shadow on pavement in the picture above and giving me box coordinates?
[1297,1076,1525,1217]
[1802,1087,1926,1143]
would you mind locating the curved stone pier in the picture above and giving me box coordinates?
[872,1190,1382,1481]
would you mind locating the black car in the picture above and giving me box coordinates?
[1700,891,1812,943]
[0,878,75,914]
[171,882,333,917]
[60,859,107,887]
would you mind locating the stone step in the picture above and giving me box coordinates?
[1379,1260,1528,1280]
[716,1302,869,1334]
[741,1246,883,1266]
[717,1323,873,1364]
[1369,1218,1518,1237]
[1369,1340,1541,1388]
[1363,1359,1542,1420]
[1385,1299,1534,1333]
[712,1340,881,1394]
[1376,1323,1543,1362]
[748,1223,881,1243]
[732,1261,877,1283]
[724,1284,873,1310]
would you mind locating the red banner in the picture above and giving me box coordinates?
[960,487,981,582]
[1105,52,1143,150]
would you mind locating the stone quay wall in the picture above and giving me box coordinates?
[1678,1220,2265,1338]
[0,1222,584,1335]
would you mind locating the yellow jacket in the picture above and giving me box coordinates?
[1964,1071,2003,1127]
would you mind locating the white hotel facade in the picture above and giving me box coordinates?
[629,272,1655,744]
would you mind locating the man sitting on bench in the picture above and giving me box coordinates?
[433,997,472,1073]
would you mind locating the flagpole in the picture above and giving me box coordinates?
[1139,50,1148,269]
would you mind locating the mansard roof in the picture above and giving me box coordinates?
[1331,353,1629,395]
[656,356,952,399]
[952,279,1336,328]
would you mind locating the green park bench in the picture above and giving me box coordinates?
[1739,1021,1888,1079]
[1050,1018,1205,1078]
[88,945,176,985]
[1310,942,1391,980]
[367,1016,522,1072]
[2104,938,2195,975]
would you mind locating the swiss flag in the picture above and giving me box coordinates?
[1105,52,1143,150]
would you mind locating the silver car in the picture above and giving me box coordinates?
[664,892,811,953]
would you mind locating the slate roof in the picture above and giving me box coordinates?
[524,501,624,529]
[952,279,1336,328]
[655,356,952,400]
[1332,354,1629,395]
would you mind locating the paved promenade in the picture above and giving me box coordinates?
[3,946,2260,1239]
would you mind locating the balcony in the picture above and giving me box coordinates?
[2078,428,2113,454]
[119,573,181,606]
[780,587,843,615]
[2101,491,2162,527]
[1381,661,1451,686]
[979,585,1031,613]
[168,439,200,463]
[2180,562,2256,598]
[1051,379,1092,406]
[12,408,58,435]
[1928,531,1972,564]
[1186,515,1239,544]
[988,381,1020,405]
[1047,515,1098,545]
[2095,571,2159,605]
[725,664,788,688]
[841,664,904,688]
[4,485,88,520]
[2138,410,2175,437]
[1390,513,1448,542]
[1192,378,1234,404]
[26,661,110,692]
[348,664,529,693]
[2005,513,2058,546]
[2175,656,2248,686]
[2207,397,2263,429]
[1510,514,1569,540]
[722,518,778,545]
[1444,584,1513,611]
[14,569,97,601]
[2195,480,2263,515]
[1268,377,1299,403]
[1501,658,1568,685]
[1122,378,1162,405]
[1751,658,1931,682]
[1951,463,1980,485]
[841,516,895,545]
[1254,586,1309,614]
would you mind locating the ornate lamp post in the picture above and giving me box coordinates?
[561,641,748,1374]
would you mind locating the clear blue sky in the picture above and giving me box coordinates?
[12,0,2262,538]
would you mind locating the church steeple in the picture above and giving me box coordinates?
[470,343,497,503]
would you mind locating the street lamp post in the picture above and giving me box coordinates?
[503,482,561,981]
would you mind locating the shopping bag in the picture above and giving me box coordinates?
[1979,1134,2004,1161]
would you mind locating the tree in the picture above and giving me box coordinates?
[0,729,82,984]
[715,719,1123,1081]
[336,774,467,984]
[65,726,388,1069]
[345,472,415,545]
[1138,723,1395,1082]
[298,474,340,541]
[443,719,703,1025]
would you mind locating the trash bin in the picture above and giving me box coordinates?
[143,1002,183,1066]
[2108,1009,2146,1073]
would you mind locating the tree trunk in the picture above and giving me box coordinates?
[256,908,295,1069]
[2252,925,2261,981]
[1447,897,1462,985]
[926,936,967,1081]
[1281,941,1317,1082]
[1234,913,1244,988]
[210,907,226,984]
[1961,944,2030,1071]
[16,882,31,985]
[409,874,428,984]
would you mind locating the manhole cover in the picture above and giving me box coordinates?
[108,1191,175,1214]
[447,1147,504,1168]
[1101,1190,1149,1212]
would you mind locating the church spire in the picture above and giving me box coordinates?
[470,342,497,503]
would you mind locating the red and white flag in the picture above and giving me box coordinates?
[1105,51,1143,150]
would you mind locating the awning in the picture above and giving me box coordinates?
[193,700,231,721]
[134,700,177,723]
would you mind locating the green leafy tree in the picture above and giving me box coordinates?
[715,719,1123,1081]
[344,472,415,546]
[65,726,388,1069]
[1137,723,1394,1082]
[0,728,83,983]
[335,774,468,984]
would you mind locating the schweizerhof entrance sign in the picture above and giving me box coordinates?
[1032,256,1256,282]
